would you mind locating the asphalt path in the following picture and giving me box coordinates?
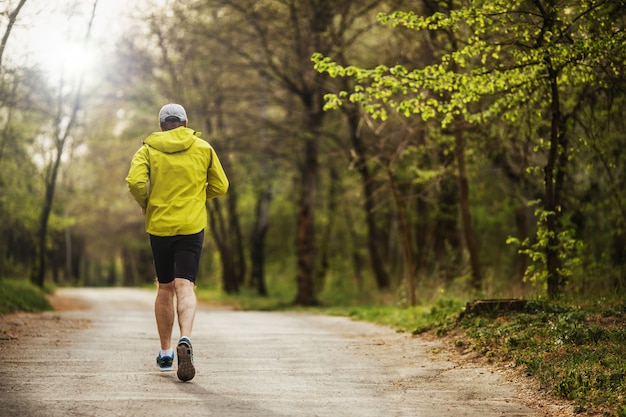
[0,288,543,417]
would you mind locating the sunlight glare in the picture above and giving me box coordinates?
[31,27,98,84]
[13,0,125,86]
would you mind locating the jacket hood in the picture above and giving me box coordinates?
[143,127,202,153]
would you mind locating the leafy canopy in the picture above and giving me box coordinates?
[312,0,626,127]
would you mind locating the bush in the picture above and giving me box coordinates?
[457,299,626,416]
[0,279,52,315]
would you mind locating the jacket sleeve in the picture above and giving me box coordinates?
[206,147,229,200]
[126,146,150,208]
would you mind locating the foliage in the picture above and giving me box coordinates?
[313,0,626,297]
[314,1,625,124]
[1,0,626,308]
[456,299,626,416]
[0,278,52,315]
[322,297,464,335]
[197,285,296,312]
[507,202,584,292]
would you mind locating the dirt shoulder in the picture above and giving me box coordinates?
[0,293,90,343]
[46,291,92,312]
[429,329,581,417]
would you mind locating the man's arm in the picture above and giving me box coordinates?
[206,148,229,200]
[126,146,150,209]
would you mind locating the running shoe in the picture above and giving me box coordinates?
[156,352,174,372]
[177,337,195,382]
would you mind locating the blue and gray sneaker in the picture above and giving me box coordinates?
[176,337,195,382]
[156,352,174,372]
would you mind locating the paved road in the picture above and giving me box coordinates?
[0,288,542,417]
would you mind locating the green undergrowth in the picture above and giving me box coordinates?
[318,298,464,334]
[327,297,626,416]
[452,298,626,417]
[0,279,52,315]
[196,286,296,310]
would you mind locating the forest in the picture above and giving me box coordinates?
[0,0,624,307]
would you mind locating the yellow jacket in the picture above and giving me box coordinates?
[126,127,229,236]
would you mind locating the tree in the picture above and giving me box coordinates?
[0,0,28,68]
[175,0,395,305]
[31,1,99,287]
[314,0,626,298]
[0,0,53,280]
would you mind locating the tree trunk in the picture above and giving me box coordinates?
[343,204,364,292]
[64,226,72,281]
[386,162,416,306]
[32,147,63,287]
[345,108,391,289]
[209,199,239,294]
[294,132,319,305]
[453,120,482,291]
[250,187,271,296]
[30,0,98,287]
[250,51,271,297]
[0,0,28,68]
[443,27,481,291]
[545,66,563,299]
[316,165,340,293]
[413,190,429,278]
[292,1,333,306]
[122,249,137,286]
[433,176,461,282]
[226,180,246,287]
[611,232,626,290]
[514,205,530,285]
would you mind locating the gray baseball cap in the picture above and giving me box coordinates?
[159,103,187,123]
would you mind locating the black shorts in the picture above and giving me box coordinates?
[149,231,204,284]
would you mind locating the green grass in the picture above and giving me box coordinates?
[0,279,52,315]
[454,299,626,417]
[317,298,464,334]
[196,286,296,310]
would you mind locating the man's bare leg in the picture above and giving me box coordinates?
[154,281,175,350]
[174,277,197,381]
[174,277,196,338]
